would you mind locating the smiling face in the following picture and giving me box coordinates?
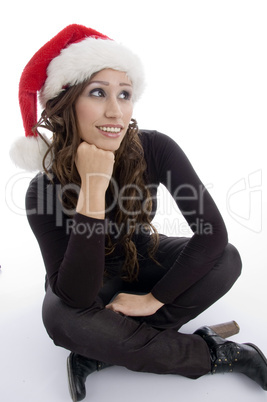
[75,69,134,152]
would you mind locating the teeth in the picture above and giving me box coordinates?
[99,126,121,133]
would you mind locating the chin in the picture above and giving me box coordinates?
[108,145,120,153]
[102,139,123,152]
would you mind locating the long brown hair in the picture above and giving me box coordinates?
[35,78,159,282]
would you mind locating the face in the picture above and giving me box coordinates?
[75,69,134,152]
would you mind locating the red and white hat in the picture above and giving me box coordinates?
[10,24,145,171]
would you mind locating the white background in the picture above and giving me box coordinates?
[1,0,267,401]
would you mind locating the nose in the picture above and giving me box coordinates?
[105,96,123,119]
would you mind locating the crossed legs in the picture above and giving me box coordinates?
[42,240,241,378]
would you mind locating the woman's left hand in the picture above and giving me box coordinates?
[105,292,164,317]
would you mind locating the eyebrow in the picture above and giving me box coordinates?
[89,80,132,87]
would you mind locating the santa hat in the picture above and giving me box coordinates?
[10,24,145,171]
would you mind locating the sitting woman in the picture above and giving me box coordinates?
[10,24,267,401]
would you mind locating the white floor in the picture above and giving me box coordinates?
[1,274,267,402]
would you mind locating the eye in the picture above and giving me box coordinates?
[118,90,132,100]
[89,88,105,97]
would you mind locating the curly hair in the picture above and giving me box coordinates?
[35,79,159,282]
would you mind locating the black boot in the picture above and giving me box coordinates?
[67,353,111,401]
[194,326,267,390]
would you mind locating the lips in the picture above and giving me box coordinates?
[97,125,123,138]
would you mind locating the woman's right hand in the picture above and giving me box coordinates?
[75,142,115,219]
[75,142,115,191]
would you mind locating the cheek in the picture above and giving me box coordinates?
[76,108,91,127]
[75,100,99,128]
[124,105,134,123]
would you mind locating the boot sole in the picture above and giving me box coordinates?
[67,354,77,402]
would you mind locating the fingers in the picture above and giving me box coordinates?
[75,142,115,191]
[105,302,123,315]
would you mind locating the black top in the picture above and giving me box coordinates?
[26,130,228,308]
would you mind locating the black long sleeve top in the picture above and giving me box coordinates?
[26,130,228,308]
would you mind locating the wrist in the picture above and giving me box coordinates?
[76,186,106,219]
[147,292,164,310]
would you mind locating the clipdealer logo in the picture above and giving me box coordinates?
[226,170,262,233]
[5,169,263,234]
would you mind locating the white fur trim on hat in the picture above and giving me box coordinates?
[39,37,145,107]
[10,135,51,172]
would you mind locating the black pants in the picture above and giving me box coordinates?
[42,237,242,379]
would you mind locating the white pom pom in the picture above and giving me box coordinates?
[9,135,52,171]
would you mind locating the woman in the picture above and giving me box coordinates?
[10,24,267,401]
